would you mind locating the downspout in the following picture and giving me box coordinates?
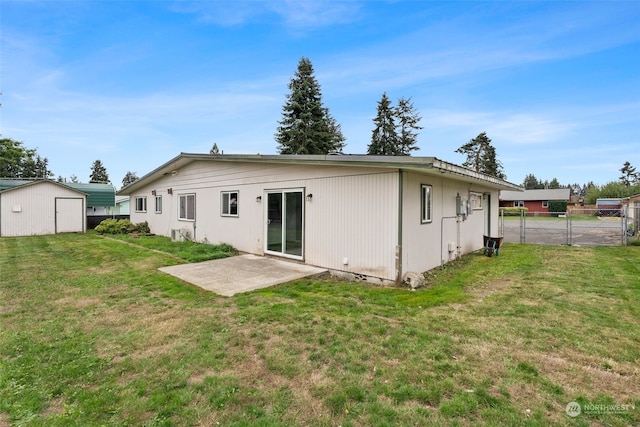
[395,169,403,285]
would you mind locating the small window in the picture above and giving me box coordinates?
[155,195,162,213]
[470,192,483,210]
[542,200,549,208]
[135,196,147,212]
[179,194,195,221]
[221,191,238,217]
[421,184,432,223]
[515,201,524,207]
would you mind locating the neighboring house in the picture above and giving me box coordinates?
[114,196,130,215]
[118,153,521,284]
[66,182,116,216]
[0,179,87,237]
[499,188,571,214]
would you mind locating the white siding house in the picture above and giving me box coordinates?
[118,153,521,284]
[0,180,87,237]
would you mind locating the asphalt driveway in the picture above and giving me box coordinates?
[158,254,327,296]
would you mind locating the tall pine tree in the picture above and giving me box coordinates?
[619,161,638,186]
[455,132,506,180]
[368,93,400,155]
[89,160,110,183]
[395,97,422,155]
[275,57,345,154]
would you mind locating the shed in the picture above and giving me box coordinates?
[119,153,521,284]
[0,179,87,236]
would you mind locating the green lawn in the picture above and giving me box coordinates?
[1,234,638,426]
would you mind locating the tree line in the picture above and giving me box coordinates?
[275,57,506,179]
[0,138,139,188]
[521,161,640,204]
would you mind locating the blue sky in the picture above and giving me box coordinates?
[1,1,639,188]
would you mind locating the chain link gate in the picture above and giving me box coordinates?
[500,206,628,246]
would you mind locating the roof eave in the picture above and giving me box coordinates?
[117,153,523,194]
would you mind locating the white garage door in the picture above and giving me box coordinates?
[56,198,84,233]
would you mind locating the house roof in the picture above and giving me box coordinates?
[0,179,113,206]
[500,188,570,201]
[117,153,523,195]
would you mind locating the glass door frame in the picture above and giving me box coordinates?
[264,188,305,260]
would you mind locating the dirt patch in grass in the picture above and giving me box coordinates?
[533,351,639,401]
[0,411,10,427]
[52,296,102,310]
[465,277,518,300]
[41,396,65,417]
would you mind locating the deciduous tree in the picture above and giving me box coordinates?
[0,138,53,178]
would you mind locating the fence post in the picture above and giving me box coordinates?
[520,209,525,244]
[622,205,628,246]
[567,209,571,246]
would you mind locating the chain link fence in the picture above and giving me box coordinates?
[500,206,632,246]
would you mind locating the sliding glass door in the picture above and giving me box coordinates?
[266,189,304,258]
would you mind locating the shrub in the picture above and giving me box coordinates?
[95,219,150,235]
[129,221,150,234]
[95,218,132,234]
[547,201,567,216]
[500,207,528,216]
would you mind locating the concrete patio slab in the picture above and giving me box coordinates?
[158,254,327,296]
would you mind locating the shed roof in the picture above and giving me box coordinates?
[500,188,570,201]
[67,182,115,207]
[0,179,114,206]
[0,179,87,196]
[117,153,523,195]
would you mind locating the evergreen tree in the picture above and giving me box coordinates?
[89,160,110,183]
[69,174,79,183]
[619,161,638,186]
[368,93,400,155]
[275,57,344,154]
[323,108,346,153]
[548,178,561,189]
[210,143,220,155]
[395,96,422,155]
[455,132,506,179]
[121,171,139,188]
[523,174,543,189]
